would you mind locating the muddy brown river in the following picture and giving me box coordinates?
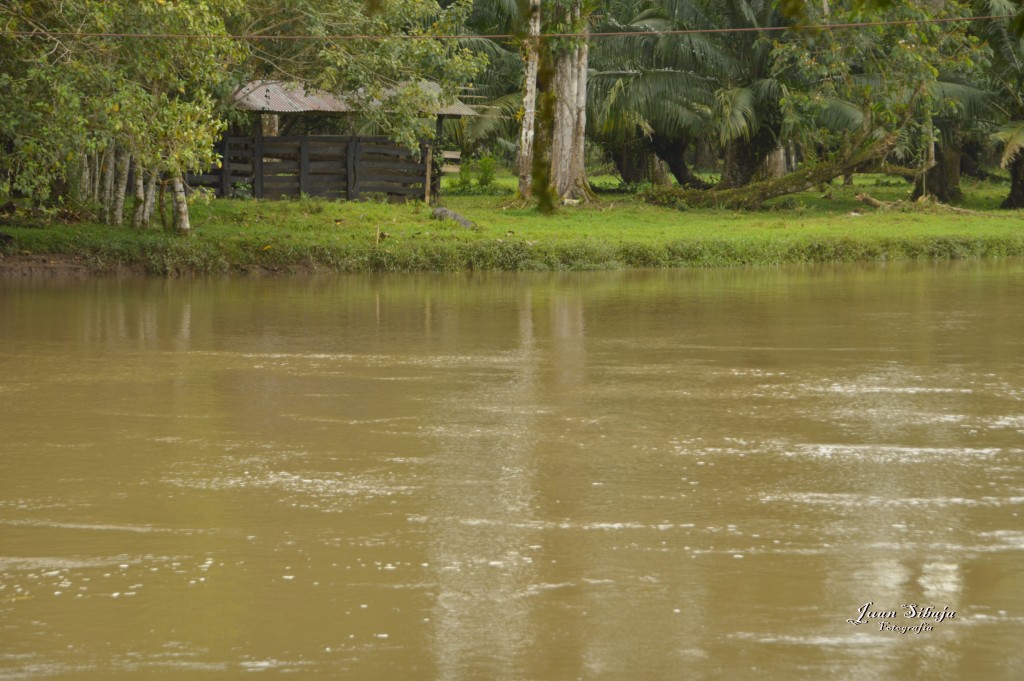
[1,262,1022,679]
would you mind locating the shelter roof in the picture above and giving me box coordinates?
[233,80,476,117]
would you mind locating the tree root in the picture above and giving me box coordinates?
[855,192,988,215]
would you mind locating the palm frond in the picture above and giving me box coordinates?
[716,86,757,143]
[993,120,1024,167]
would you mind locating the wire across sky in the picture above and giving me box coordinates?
[0,14,1015,42]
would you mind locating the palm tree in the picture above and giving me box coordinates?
[975,1,1024,207]
[589,0,791,189]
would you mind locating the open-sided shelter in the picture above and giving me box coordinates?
[189,80,475,201]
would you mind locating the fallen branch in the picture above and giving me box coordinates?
[855,192,891,208]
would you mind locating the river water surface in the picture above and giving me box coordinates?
[1,262,1023,679]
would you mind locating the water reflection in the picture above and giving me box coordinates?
[1,262,1023,679]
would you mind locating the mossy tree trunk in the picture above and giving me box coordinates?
[912,143,963,203]
[1003,151,1024,209]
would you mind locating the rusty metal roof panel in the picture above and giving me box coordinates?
[233,80,476,116]
[233,81,353,113]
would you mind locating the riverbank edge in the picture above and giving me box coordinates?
[3,231,1024,277]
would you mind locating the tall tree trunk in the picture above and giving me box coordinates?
[113,150,131,225]
[100,145,116,224]
[132,160,147,228]
[92,151,101,203]
[78,154,90,204]
[548,0,593,202]
[757,145,788,181]
[171,171,190,234]
[1002,151,1024,209]
[518,0,541,198]
[912,143,963,203]
[144,169,158,225]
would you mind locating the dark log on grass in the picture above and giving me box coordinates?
[431,207,477,230]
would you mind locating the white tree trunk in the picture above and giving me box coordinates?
[101,146,116,224]
[171,171,191,234]
[548,0,592,202]
[517,0,541,198]
[92,151,101,203]
[78,155,90,204]
[143,169,158,225]
[132,160,147,228]
[544,0,593,201]
[113,150,131,226]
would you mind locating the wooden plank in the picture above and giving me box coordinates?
[347,137,358,201]
[359,145,417,158]
[356,185,426,196]
[356,173,425,184]
[308,161,346,173]
[441,164,461,174]
[264,178,299,190]
[424,144,432,204]
[262,161,300,174]
[220,137,230,198]
[307,142,348,156]
[253,131,264,199]
[441,150,462,159]
[262,139,300,151]
[189,174,222,184]
[299,139,310,196]
[357,160,426,172]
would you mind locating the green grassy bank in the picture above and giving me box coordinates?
[1,176,1022,275]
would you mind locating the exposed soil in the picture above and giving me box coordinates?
[0,254,102,279]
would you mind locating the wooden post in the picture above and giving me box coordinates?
[347,136,359,201]
[253,115,264,199]
[220,136,230,198]
[423,143,433,204]
[299,138,310,197]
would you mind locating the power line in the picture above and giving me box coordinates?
[0,14,1014,42]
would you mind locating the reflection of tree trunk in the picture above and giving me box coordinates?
[650,134,711,188]
[1003,151,1024,209]
[517,0,541,198]
[912,144,963,203]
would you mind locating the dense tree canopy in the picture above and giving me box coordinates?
[1,0,1022,221]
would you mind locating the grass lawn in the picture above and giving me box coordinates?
[1,173,1021,275]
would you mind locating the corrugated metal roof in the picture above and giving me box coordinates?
[233,80,476,117]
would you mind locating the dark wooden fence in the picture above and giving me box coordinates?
[188,135,430,201]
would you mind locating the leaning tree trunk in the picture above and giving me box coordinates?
[608,138,656,184]
[1002,151,1024,209]
[171,171,191,234]
[913,144,963,203]
[517,0,541,198]
[650,134,712,188]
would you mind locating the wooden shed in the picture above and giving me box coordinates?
[189,80,474,201]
